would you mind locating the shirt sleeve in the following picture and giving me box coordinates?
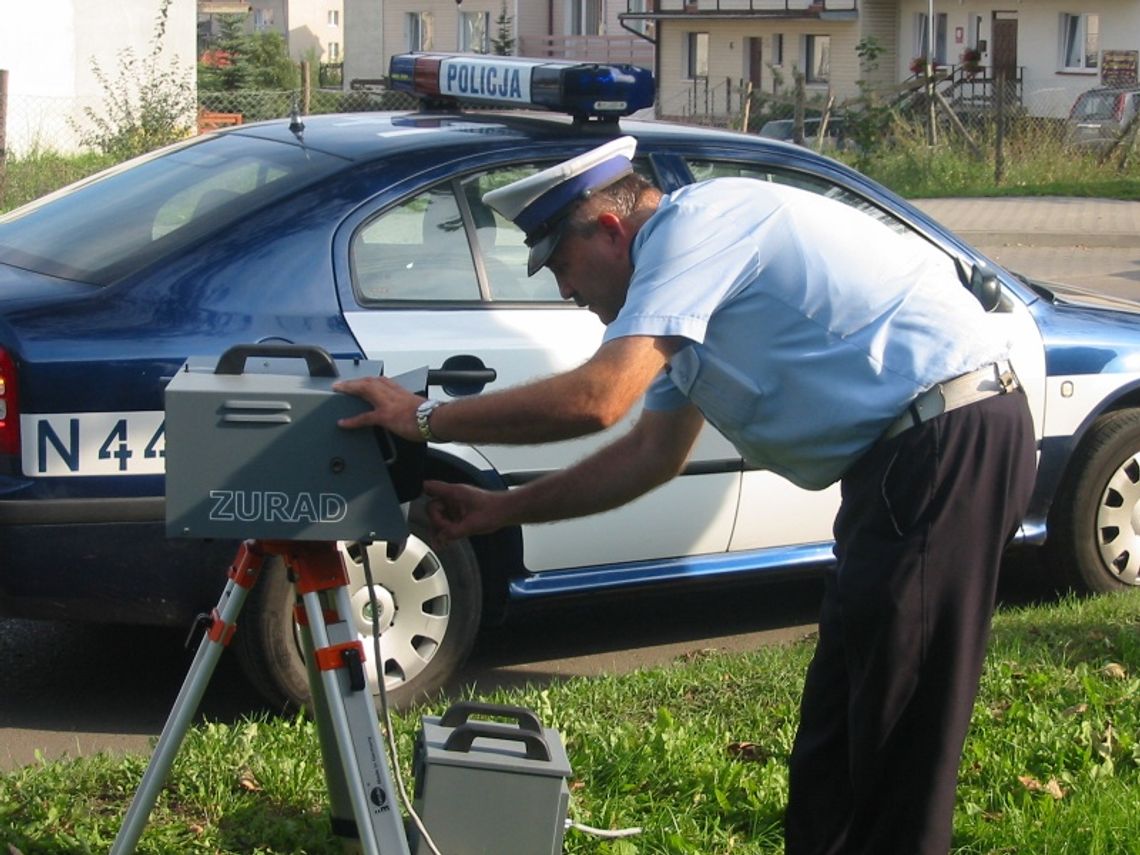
[643,369,690,411]
[602,188,771,347]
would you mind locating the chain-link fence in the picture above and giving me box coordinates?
[658,71,1080,135]
[0,87,422,158]
[0,73,1115,161]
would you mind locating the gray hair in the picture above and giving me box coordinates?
[565,173,660,237]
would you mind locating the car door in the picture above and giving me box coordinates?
[337,155,742,573]
[679,155,1045,554]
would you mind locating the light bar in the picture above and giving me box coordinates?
[388,53,654,120]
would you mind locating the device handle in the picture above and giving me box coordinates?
[439,700,543,734]
[214,343,340,378]
[426,368,497,386]
[442,722,552,762]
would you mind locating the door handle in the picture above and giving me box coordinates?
[428,354,497,397]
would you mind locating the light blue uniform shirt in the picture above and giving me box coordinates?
[602,178,1006,490]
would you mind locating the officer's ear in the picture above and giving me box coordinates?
[596,211,627,241]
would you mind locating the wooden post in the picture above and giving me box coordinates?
[994,75,1005,185]
[301,61,312,114]
[742,80,753,132]
[0,69,8,165]
[793,69,805,145]
[0,69,8,206]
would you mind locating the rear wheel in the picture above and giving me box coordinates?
[233,500,482,712]
[1046,408,1140,593]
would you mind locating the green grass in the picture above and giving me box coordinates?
[0,149,115,213]
[841,119,1140,200]
[3,591,1140,853]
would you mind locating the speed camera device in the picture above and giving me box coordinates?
[164,343,425,544]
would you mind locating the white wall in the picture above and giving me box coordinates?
[898,1,1140,118]
[2,0,196,154]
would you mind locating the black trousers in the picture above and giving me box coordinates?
[784,389,1036,855]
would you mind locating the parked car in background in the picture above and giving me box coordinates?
[758,115,850,150]
[1066,86,1140,152]
[4,54,1140,716]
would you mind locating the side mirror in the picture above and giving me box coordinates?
[970,266,1002,312]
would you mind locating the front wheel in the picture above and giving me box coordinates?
[1046,408,1140,593]
[233,501,482,712]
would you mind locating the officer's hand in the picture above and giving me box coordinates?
[424,480,507,542]
[333,376,422,442]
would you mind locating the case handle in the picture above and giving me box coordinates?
[442,722,552,762]
[214,343,340,378]
[439,700,543,734]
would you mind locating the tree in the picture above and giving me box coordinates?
[491,1,515,57]
[198,14,299,92]
[71,0,197,160]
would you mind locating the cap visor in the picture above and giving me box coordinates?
[526,222,567,277]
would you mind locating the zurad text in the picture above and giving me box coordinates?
[208,490,349,524]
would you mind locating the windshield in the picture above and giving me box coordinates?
[0,134,347,285]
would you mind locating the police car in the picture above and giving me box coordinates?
[2,53,1140,711]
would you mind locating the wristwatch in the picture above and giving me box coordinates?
[415,399,445,442]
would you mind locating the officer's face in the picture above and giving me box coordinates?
[546,217,633,324]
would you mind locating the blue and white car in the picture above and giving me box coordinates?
[2,54,1139,710]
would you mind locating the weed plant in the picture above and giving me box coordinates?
[2,591,1139,853]
[843,115,1140,200]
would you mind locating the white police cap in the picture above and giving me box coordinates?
[483,136,638,276]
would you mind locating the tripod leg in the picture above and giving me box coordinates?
[110,542,265,855]
[291,543,411,855]
[296,596,365,853]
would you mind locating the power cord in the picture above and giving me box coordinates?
[359,536,644,853]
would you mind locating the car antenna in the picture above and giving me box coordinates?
[289,94,306,146]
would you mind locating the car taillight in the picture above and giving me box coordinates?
[1115,93,1127,121]
[0,347,19,456]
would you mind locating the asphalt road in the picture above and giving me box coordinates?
[0,575,826,772]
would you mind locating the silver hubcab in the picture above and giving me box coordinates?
[333,535,452,693]
[1096,453,1140,585]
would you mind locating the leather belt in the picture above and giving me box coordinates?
[882,360,1020,441]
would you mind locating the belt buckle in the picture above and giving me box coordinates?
[998,366,1017,393]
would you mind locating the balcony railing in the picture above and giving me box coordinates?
[639,0,857,14]
[518,35,655,69]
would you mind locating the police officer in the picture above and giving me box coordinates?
[334,136,1036,854]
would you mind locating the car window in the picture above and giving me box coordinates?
[351,157,657,305]
[1071,91,1118,120]
[461,170,561,302]
[353,186,482,302]
[685,159,931,248]
[0,134,345,285]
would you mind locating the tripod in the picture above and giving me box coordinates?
[110,539,413,855]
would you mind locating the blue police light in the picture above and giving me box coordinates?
[388,53,654,120]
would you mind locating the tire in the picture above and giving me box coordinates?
[233,499,482,712]
[1046,408,1140,593]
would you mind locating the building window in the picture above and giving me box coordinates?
[686,32,709,79]
[407,12,434,51]
[460,11,489,53]
[1060,13,1099,71]
[804,34,830,83]
[772,33,784,65]
[253,7,274,31]
[570,0,603,36]
[626,0,651,36]
[327,41,340,62]
[915,12,948,65]
[968,15,983,50]
[327,10,339,27]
